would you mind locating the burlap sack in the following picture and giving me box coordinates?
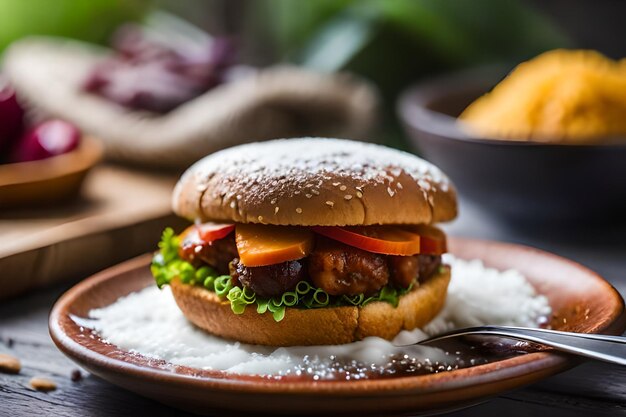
[3,37,378,169]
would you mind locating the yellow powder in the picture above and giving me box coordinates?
[459,49,626,143]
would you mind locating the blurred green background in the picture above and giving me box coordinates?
[5,0,616,148]
[0,0,149,50]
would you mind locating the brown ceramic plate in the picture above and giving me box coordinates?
[0,135,103,208]
[49,237,626,416]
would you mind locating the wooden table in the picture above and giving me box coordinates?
[0,164,184,300]
[1,198,625,416]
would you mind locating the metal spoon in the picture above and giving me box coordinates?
[408,325,626,366]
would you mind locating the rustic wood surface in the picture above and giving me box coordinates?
[0,164,185,300]
[1,199,626,416]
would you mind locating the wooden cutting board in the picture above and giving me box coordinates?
[0,164,188,300]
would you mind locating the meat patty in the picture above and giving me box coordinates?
[418,254,442,282]
[179,231,238,275]
[308,238,389,296]
[230,258,305,298]
[388,254,443,288]
[388,255,419,288]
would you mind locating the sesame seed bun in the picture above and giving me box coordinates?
[173,138,457,226]
[170,266,450,346]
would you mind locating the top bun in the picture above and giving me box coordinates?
[173,138,457,226]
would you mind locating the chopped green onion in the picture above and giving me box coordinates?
[295,281,312,294]
[281,291,299,307]
[242,286,256,302]
[312,289,330,306]
[267,298,282,313]
[231,300,248,314]
[214,275,233,297]
[272,305,286,322]
[342,293,365,306]
[256,298,270,314]
[227,286,242,301]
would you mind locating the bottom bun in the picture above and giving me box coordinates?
[170,266,451,346]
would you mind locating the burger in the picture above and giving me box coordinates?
[151,138,457,346]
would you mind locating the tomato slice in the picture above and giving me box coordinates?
[177,223,234,261]
[405,224,447,254]
[311,226,421,256]
[236,224,315,267]
[196,222,235,242]
[178,225,204,260]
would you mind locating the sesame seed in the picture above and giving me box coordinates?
[294,190,301,195]
[332,182,340,186]
[296,207,303,214]
[418,179,432,191]
[387,187,395,197]
[355,186,363,192]
[274,206,280,214]
[356,191,363,198]
[258,216,264,222]
[339,185,347,191]
[344,194,352,200]
[229,201,236,209]
[397,182,403,189]
[305,194,312,198]
[325,201,334,207]
[270,199,276,205]
[236,194,243,200]
[311,189,320,195]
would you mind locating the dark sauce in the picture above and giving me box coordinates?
[266,338,537,381]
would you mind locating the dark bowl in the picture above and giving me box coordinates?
[397,68,626,224]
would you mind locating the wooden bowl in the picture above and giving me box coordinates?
[49,237,626,416]
[0,135,103,208]
[397,68,626,225]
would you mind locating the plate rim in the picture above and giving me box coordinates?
[49,237,626,396]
